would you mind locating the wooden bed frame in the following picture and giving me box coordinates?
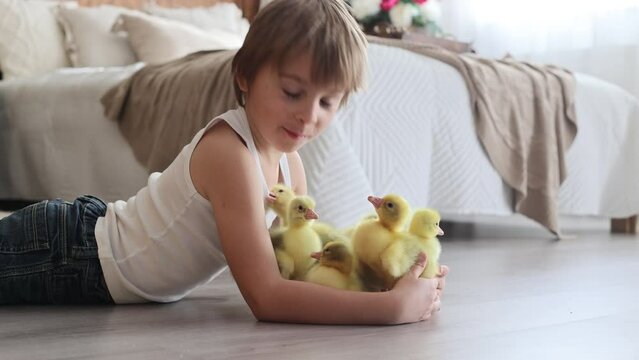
[612,216,637,234]
[78,0,261,21]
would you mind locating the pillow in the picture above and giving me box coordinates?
[0,0,73,79]
[57,5,138,67]
[145,3,250,38]
[112,12,244,65]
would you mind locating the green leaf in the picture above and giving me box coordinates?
[412,13,426,27]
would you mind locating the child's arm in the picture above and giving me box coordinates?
[191,124,442,325]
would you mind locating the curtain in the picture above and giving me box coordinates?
[441,0,639,57]
[440,0,639,99]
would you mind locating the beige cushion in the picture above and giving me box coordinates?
[112,12,244,65]
[0,0,73,79]
[57,5,138,67]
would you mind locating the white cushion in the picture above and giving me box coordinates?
[0,0,73,79]
[112,12,244,65]
[57,5,138,67]
[145,2,250,38]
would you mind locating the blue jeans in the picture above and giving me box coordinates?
[0,196,113,304]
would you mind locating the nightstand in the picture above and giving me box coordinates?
[402,30,474,53]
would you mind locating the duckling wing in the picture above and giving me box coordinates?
[284,228,322,280]
[352,220,393,267]
[305,266,349,290]
[420,238,442,279]
[270,228,285,249]
[380,234,420,279]
[275,249,294,279]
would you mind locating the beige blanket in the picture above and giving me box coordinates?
[369,37,577,235]
[101,50,238,173]
[102,40,577,235]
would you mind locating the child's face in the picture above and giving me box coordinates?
[239,52,345,153]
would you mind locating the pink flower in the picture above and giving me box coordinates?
[413,0,428,4]
[380,0,399,12]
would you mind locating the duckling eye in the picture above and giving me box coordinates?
[278,189,284,193]
[297,205,304,212]
[386,203,394,209]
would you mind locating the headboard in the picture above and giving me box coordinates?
[77,0,261,21]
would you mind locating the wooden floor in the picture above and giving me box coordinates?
[2,215,638,360]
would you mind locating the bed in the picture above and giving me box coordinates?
[1,0,638,236]
[300,45,639,233]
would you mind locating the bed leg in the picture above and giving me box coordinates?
[611,215,637,234]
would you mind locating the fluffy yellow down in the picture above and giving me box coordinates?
[271,195,323,280]
[304,241,362,291]
[351,194,412,290]
[408,208,443,279]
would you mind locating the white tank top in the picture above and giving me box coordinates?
[95,108,291,303]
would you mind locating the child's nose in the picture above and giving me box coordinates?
[297,100,320,124]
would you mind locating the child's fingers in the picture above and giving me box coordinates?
[433,296,441,312]
[420,295,441,321]
[439,265,449,277]
[410,252,428,278]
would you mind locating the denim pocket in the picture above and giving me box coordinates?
[69,196,105,260]
[0,201,50,254]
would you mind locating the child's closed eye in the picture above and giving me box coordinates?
[283,89,301,99]
[320,99,334,109]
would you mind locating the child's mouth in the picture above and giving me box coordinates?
[283,128,305,140]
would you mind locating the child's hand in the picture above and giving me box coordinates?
[437,264,449,300]
[391,252,447,324]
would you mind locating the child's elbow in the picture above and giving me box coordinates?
[246,295,270,321]
[249,302,274,322]
[242,279,282,322]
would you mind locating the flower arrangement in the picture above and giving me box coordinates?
[349,0,443,36]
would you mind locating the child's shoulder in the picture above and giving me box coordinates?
[190,119,257,200]
[199,118,247,149]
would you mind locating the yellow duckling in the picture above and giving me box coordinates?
[266,183,346,245]
[304,241,362,291]
[266,183,295,227]
[377,208,445,283]
[270,195,323,280]
[342,213,377,238]
[313,221,351,246]
[408,208,444,279]
[378,234,419,284]
[351,194,412,291]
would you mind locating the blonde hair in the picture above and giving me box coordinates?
[232,0,368,107]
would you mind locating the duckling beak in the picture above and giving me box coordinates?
[266,193,277,204]
[438,226,444,236]
[310,251,321,260]
[305,208,319,220]
[367,196,384,209]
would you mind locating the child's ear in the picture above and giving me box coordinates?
[236,74,249,93]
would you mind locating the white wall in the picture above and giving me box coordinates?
[438,0,639,101]
[521,46,639,101]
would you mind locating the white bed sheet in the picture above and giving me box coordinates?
[0,64,149,202]
[1,44,638,234]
